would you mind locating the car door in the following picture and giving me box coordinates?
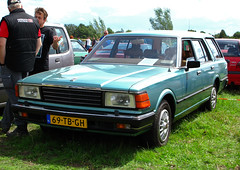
[180,40,205,109]
[191,39,215,91]
[48,26,74,70]
[206,38,228,86]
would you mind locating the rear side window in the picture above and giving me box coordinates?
[192,40,208,62]
[206,38,223,59]
[49,27,69,54]
[216,40,240,57]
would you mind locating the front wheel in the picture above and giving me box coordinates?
[147,100,172,147]
[206,86,217,111]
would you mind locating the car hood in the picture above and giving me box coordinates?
[21,64,171,91]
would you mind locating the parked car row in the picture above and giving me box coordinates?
[12,31,228,147]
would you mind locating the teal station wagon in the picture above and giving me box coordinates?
[12,31,228,147]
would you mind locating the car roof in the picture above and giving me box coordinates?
[44,23,65,28]
[216,38,240,42]
[106,30,213,39]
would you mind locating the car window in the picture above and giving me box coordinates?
[192,40,207,62]
[85,36,177,67]
[71,41,86,52]
[181,40,195,66]
[49,27,69,54]
[216,40,240,57]
[206,38,223,59]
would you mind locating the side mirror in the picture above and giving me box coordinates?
[186,61,200,71]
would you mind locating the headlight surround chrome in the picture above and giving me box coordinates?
[105,92,135,108]
[19,85,41,100]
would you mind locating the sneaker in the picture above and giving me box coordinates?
[6,127,28,137]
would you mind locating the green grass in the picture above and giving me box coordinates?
[0,88,239,169]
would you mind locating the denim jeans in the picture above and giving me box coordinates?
[1,65,27,131]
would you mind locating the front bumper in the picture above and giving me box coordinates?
[12,103,155,136]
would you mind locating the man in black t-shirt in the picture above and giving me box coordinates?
[31,7,62,74]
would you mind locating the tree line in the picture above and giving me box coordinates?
[64,17,131,40]
[64,8,240,40]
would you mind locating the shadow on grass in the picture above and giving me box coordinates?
[224,85,240,95]
[0,126,146,169]
[0,109,206,169]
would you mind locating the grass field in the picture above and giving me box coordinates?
[0,87,239,169]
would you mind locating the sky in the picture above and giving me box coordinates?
[1,0,240,36]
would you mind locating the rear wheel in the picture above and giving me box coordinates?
[206,86,217,111]
[147,100,172,147]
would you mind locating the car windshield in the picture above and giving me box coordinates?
[71,40,86,52]
[217,40,240,57]
[84,36,177,67]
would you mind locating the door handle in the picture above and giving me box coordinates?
[197,71,201,75]
[55,58,60,62]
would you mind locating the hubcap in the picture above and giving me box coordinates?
[159,109,170,142]
[211,87,217,109]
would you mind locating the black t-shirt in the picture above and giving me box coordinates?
[32,26,56,73]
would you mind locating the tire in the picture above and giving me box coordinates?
[147,100,172,147]
[206,86,217,111]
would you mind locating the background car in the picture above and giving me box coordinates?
[216,39,240,86]
[12,31,228,147]
[47,23,74,69]
[0,23,74,115]
[70,39,88,64]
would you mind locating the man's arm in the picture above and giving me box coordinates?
[0,37,7,64]
[52,35,62,50]
[35,37,42,55]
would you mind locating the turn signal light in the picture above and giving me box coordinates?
[116,123,131,129]
[15,85,19,97]
[135,93,151,109]
[19,112,28,118]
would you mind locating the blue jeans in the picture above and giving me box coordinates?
[1,66,27,131]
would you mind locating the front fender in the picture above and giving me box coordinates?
[155,89,177,113]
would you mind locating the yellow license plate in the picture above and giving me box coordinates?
[47,114,87,128]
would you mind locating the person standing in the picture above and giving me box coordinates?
[85,37,91,50]
[0,0,41,136]
[31,7,62,74]
[99,30,108,41]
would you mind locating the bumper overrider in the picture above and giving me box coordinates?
[12,103,155,136]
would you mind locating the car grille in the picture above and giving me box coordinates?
[41,86,103,107]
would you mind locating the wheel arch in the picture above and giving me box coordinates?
[155,89,176,122]
[214,76,220,92]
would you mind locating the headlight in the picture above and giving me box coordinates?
[105,92,135,108]
[19,85,41,99]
